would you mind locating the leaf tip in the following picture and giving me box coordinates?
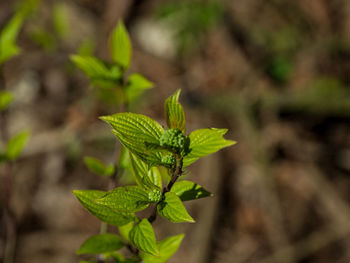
[72,189,80,197]
[99,115,109,122]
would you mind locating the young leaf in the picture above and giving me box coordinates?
[95,186,150,213]
[157,192,195,223]
[129,219,159,256]
[0,91,14,111]
[70,55,121,86]
[52,2,69,39]
[141,234,185,263]
[100,113,164,166]
[73,190,137,226]
[129,152,148,186]
[118,145,131,169]
[84,156,114,177]
[125,73,153,103]
[149,167,162,189]
[76,234,124,255]
[129,152,162,189]
[6,131,30,160]
[164,89,186,132]
[118,222,134,242]
[183,128,236,167]
[170,180,212,201]
[110,21,131,69]
[0,13,24,65]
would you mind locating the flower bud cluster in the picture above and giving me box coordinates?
[159,129,189,156]
[148,188,162,202]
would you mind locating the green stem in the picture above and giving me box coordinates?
[96,80,129,263]
[148,155,183,223]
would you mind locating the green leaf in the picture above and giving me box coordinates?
[0,13,24,65]
[110,20,131,69]
[70,55,121,86]
[157,192,194,223]
[141,234,185,263]
[0,91,14,111]
[125,73,153,103]
[183,128,236,167]
[118,222,134,242]
[52,2,69,39]
[95,186,150,213]
[164,89,186,132]
[84,156,115,177]
[129,152,148,187]
[148,167,163,189]
[6,131,30,160]
[118,145,131,170]
[76,234,124,255]
[100,113,165,166]
[129,219,159,256]
[170,180,212,201]
[73,190,137,226]
[129,153,162,189]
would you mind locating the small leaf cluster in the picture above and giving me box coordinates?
[0,0,41,65]
[0,7,24,65]
[70,21,153,106]
[73,88,235,262]
[0,6,31,163]
[0,74,29,165]
[72,20,235,263]
[30,2,69,51]
[100,89,234,169]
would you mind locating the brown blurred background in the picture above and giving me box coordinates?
[1,0,350,262]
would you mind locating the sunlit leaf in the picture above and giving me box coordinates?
[183,128,236,167]
[164,89,185,132]
[170,180,212,201]
[141,234,184,263]
[110,21,131,69]
[76,234,124,255]
[95,186,150,213]
[70,55,121,86]
[100,113,165,166]
[129,219,159,256]
[73,190,137,226]
[118,221,134,242]
[157,192,194,223]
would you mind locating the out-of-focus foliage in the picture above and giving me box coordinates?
[155,0,223,55]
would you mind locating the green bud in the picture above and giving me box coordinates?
[161,154,176,167]
[159,129,190,156]
[148,188,162,202]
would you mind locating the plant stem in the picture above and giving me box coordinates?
[0,68,17,263]
[96,86,128,263]
[148,156,183,223]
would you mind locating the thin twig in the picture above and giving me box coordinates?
[149,156,183,223]
[0,68,17,263]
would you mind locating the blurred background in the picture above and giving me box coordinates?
[1,0,350,262]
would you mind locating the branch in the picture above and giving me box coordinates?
[148,156,183,223]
